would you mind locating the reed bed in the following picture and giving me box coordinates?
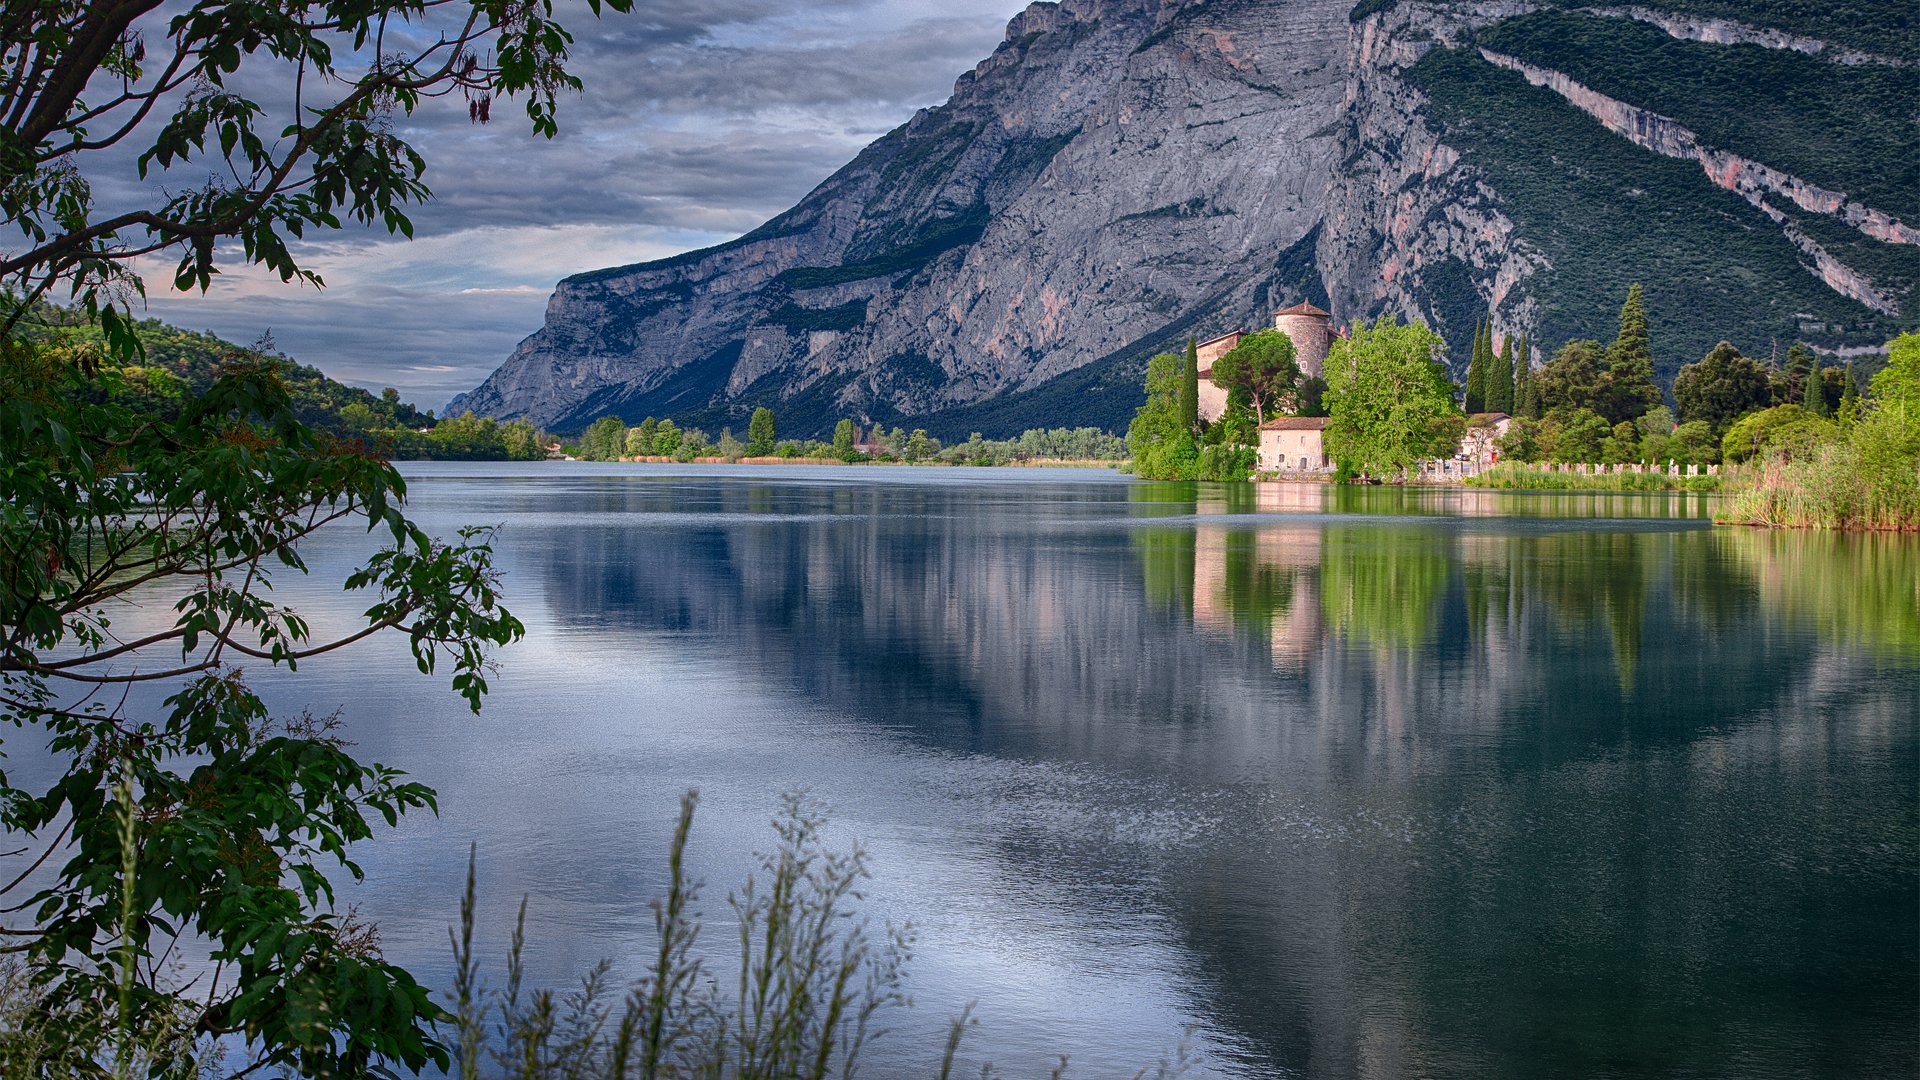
[1717,442,1920,531]
[1466,463,1722,492]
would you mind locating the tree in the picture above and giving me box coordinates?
[1128,352,1199,479]
[1870,332,1920,415]
[653,419,683,455]
[1464,319,1488,414]
[0,344,522,1074]
[1179,337,1200,435]
[1535,339,1609,416]
[905,429,938,462]
[1486,335,1515,414]
[747,407,777,456]
[1783,343,1815,406]
[581,415,626,460]
[1549,407,1610,463]
[0,0,635,355]
[1514,334,1539,419]
[1601,283,1661,424]
[833,418,859,459]
[1601,420,1640,464]
[1298,375,1330,417]
[1802,350,1829,417]
[1324,315,1461,479]
[1208,329,1300,428]
[1839,361,1862,423]
[636,416,661,453]
[1674,341,1772,437]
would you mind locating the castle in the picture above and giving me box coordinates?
[1194,301,1333,424]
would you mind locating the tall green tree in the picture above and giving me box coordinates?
[1179,336,1201,434]
[1536,340,1609,416]
[1487,335,1515,414]
[1324,315,1462,479]
[581,415,626,460]
[1464,319,1488,414]
[833,418,859,458]
[1208,329,1300,428]
[1782,342,1814,406]
[1674,341,1772,437]
[747,407,777,456]
[1129,352,1199,479]
[1839,361,1861,422]
[1601,283,1661,424]
[1803,351,1829,417]
[1514,334,1538,419]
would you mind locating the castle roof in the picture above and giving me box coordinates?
[1259,416,1330,431]
[1197,330,1243,347]
[1274,301,1331,319]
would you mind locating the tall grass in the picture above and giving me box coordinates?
[448,793,1199,1080]
[1466,463,1721,492]
[1717,431,1920,532]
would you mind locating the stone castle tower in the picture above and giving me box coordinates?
[1195,302,1336,422]
[1272,301,1331,378]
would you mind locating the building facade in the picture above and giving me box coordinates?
[1258,416,1332,474]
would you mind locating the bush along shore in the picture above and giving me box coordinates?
[1715,332,1919,531]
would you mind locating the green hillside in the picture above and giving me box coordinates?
[20,307,550,459]
[1479,11,1920,219]
[1405,45,1911,379]
[23,307,431,432]
[1559,0,1920,64]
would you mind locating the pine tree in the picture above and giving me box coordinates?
[1603,283,1660,424]
[1465,318,1488,414]
[1180,336,1201,433]
[1487,335,1515,414]
[1804,352,1828,417]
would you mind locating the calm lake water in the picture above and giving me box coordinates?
[89,464,1920,1076]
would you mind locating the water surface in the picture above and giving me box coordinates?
[110,464,1920,1077]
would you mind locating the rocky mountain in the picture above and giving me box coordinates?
[449,0,1919,437]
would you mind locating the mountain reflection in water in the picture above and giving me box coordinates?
[277,466,1920,1078]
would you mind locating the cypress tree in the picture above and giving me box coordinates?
[1179,335,1200,434]
[1465,318,1487,414]
[1604,283,1660,424]
[1838,361,1860,421]
[1804,352,1828,416]
[1488,335,1515,414]
[1514,334,1538,419]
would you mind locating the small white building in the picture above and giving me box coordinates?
[1258,416,1332,474]
[1459,412,1513,469]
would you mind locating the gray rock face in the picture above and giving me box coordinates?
[449,0,1914,435]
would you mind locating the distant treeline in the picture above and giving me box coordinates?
[571,409,1127,465]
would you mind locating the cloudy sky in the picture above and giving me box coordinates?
[112,0,1030,411]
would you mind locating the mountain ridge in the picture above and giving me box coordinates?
[450,0,1917,437]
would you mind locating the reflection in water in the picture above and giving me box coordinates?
[386,468,1918,1078]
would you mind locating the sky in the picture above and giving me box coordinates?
[107,0,1031,412]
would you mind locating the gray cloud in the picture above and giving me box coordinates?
[82,0,1028,409]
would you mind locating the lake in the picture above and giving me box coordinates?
[118,464,1920,1076]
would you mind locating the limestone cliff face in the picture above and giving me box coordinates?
[452,0,1914,434]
